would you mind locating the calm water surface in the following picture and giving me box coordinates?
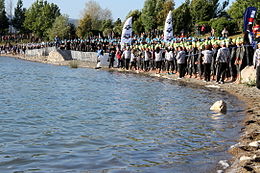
[0,57,243,173]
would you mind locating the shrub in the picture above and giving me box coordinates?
[245,78,256,87]
[195,21,211,33]
[210,17,238,37]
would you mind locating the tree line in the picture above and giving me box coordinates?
[0,0,259,41]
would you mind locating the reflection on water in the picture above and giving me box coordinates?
[0,57,243,172]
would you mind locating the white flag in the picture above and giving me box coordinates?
[121,17,133,45]
[164,11,173,42]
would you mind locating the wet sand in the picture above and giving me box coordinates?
[1,54,259,173]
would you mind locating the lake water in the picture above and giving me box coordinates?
[0,57,243,173]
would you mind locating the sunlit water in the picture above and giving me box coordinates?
[0,57,243,173]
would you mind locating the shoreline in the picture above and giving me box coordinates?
[1,54,259,173]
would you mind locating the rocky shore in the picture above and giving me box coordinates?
[1,54,259,173]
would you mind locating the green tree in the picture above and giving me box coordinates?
[47,15,70,40]
[173,0,192,34]
[141,0,157,32]
[101,19,113,37]
[190,0,229,23]
[190,0,214,22]
[141,0,175,32]
[82,0,112,32]
[76,14,92,38]
[0,0,9,35]
[155,0,175,29]
[227,0,260,20]
[68,23,77,39]
[12,0,26,33]
[210,17,237,36]
[113,18,122,36]
[24,0,61,38]
[227,0,260,32]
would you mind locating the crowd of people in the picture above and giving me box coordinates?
[0,21,260,88]
[99,37,257,85]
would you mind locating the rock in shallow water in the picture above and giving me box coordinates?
[218,160,229,169]
[210,100,227,113]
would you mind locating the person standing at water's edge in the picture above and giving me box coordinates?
[96,46,103,69]
[122,46,131,70]
[155,46,163,74]
[253,42,260,89]
[216,42,230,84]
[108,48,115,68]
[116,47,122,68]
[176,46,187,79]
[202,45,213,82]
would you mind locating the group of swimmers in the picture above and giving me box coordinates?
[0,34,259,88]
[100,38,257,85]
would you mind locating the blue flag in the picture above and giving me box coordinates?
[243,7,257,32]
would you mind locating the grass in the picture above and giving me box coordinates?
[245,77,256,87]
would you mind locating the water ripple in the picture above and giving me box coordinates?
[0,57,244,172]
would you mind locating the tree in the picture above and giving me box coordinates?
[173,0,192,34]
[12,0,26,33]
[141,0,175,32]
[101,19,113,37]
[24,0,61,38]
[141,0,157,32]
[82,0,112,32]
[156,0,175,29]
[68,23,77,39]
[190,0,214,22]
[76,14,92,38]
[227,0,260,20]
[190,0,229,23]
[113,18,122,36]
[154,0,174,29]
[227,0,260,32]
[47,15,70,40]
[210,17,237,36]
[0,0,9,35]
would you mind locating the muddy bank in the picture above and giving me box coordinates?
[1,54,259,173]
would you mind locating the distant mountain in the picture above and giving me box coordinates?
[69,18,79,27]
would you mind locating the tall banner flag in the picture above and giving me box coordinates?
[164,11,173,42]
[121,17,133,45]
[243,7,257,32]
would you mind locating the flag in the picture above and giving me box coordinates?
[243,7,257,32]
[164,11,173,42]
[121,17,133,45]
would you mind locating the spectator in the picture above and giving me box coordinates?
[253,20,260,42]
[201,25,206,35]
[253,42,260,89]
[211,28,215,37]
[222,27,229,38]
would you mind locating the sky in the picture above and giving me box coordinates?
[11,0,236,21]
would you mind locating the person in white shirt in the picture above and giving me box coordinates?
[201,45,213,82]
[155,47,163,74]
[216,42,230,84]
[176,46,187,78]
[165,47,174,74]
[122,46,131,70]
[130,49,137,70]
[144,48,151,71]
